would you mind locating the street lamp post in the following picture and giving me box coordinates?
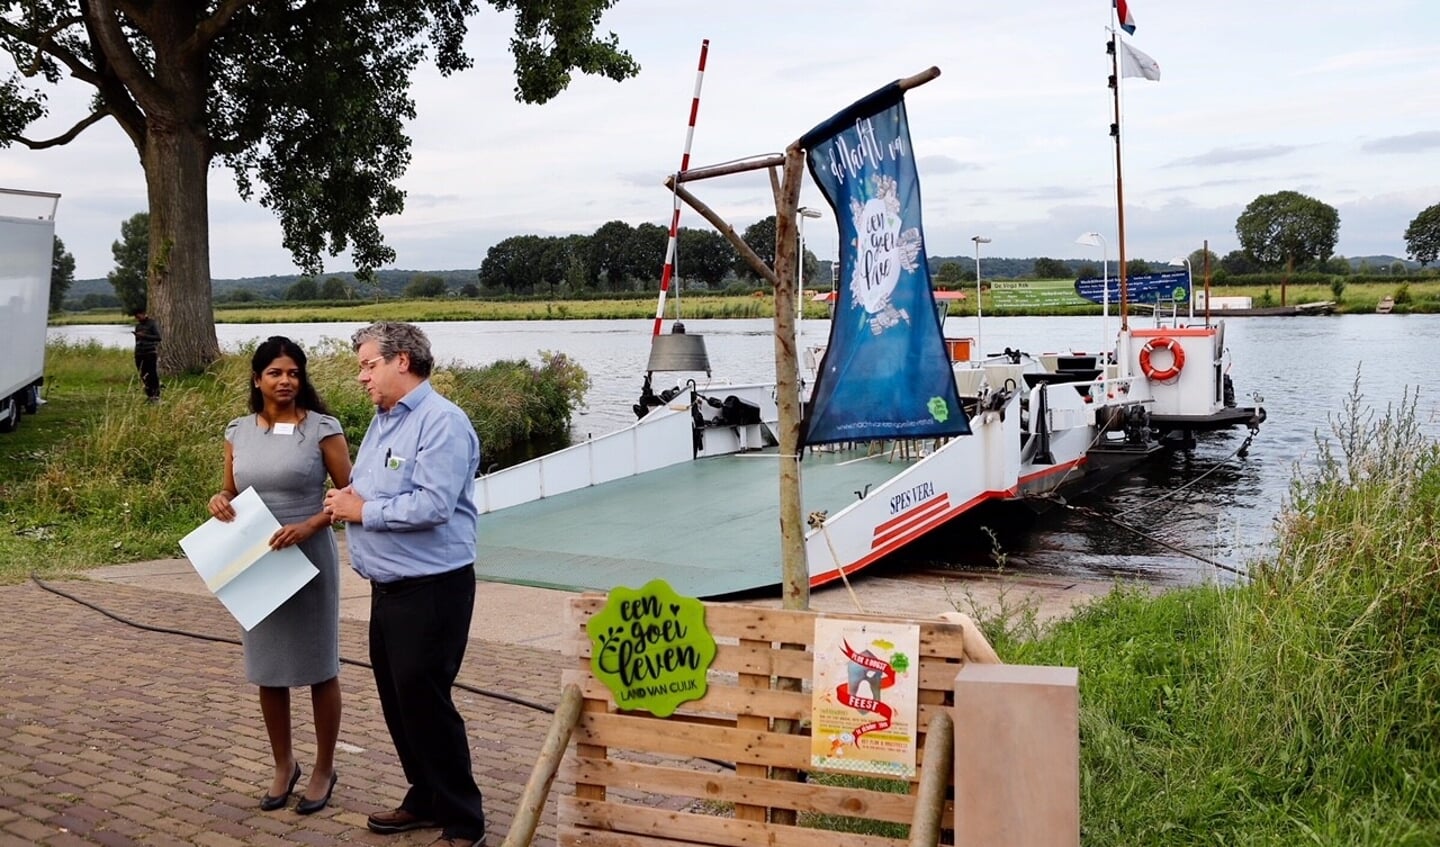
[971,235,991,359]
[1076,232,1108,356]
[797,207,822,324]
[1168,256,1194,322]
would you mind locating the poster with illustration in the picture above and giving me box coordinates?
[810,617,920,778]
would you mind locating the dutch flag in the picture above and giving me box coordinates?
[1114,0,1136,35]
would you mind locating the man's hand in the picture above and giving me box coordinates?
[324,486,364,524]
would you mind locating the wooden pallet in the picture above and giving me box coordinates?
[554,595,992,847]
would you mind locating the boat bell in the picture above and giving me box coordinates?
[646,322,711,375]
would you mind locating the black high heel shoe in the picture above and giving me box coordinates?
[295,770,337,815]
[259,763,301,811]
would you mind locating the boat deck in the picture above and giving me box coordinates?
[475,444,919,598]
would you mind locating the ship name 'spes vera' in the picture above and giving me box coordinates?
[889,481,936,515]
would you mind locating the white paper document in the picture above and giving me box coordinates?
[180,487,319,630]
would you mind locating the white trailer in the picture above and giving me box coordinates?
[0,188,61,433]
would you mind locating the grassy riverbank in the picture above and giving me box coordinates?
[48,280,1440,325]
[0,341,586,577]
[970,390,1440,844]
[4,347,1437,841]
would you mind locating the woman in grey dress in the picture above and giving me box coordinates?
[207,337,352,814]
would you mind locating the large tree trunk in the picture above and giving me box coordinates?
[145,121,220,375]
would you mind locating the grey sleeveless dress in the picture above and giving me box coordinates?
[225,413,343,687]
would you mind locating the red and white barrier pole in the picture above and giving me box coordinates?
[652,39,709,337]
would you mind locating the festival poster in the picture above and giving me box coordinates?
[810,617,920,779]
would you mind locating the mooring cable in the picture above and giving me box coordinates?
[29,572,557,714]
[1109,430,1257,521]
[31,571,742,772]
[1063,503,1248,578]
[1023,429,1258,578]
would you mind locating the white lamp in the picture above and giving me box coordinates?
[971,235,991,359]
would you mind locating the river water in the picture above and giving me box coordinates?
[53,314,1440,586]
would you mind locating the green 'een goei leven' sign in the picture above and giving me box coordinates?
[587,579,717,717]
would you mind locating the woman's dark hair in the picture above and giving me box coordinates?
[249,336,330,415]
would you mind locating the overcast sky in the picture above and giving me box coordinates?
[4,0,1439,280]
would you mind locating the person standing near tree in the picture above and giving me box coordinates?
[323,321,486,847]
[131,308,162,402]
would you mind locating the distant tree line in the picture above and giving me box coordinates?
[54,192,1440,312]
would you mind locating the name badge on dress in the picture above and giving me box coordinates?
[273,422,296,435]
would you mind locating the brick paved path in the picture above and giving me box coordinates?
[0,578,567,846]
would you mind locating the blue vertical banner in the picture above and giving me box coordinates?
[799,84,969,446]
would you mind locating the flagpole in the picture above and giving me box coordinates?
[652,40,710,337]
[1109,29,1129,334]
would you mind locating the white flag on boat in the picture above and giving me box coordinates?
[1119,40,1161,81]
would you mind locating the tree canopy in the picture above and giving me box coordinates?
[50,236,74,313]
[320,277,350,300]
[1185,248,1220,276]
[1032,257,1070,279]
[1235,191,1340,270]
[285,278,320,301]
[737,216,778,280]
[107,212,149,315]
[1125,258,1151,278]
[1403,203,1440,267]
[0,0,638,373]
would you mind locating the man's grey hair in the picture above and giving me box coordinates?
[352,321,435,378]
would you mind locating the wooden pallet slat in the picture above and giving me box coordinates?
[561,797,905,847]
[559,758,919,824]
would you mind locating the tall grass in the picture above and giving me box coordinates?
[978,381,1440,844]
[0,341,588,580]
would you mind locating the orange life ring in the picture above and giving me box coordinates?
[1139,336,1185,381]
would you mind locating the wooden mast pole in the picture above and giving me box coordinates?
[772,146,808,611]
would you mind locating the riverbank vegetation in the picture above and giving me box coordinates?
[48,277,1440,327]
[964,386,1440,844]
[0,341,586,578]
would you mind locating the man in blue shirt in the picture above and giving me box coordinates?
[324,321,485,847]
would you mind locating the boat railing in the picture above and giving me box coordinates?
[475,407,696,513]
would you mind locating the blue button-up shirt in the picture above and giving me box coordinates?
[347,380,481,583]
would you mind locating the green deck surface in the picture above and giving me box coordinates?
[475,445,913,598]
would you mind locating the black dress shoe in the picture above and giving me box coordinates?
[259,763,301,811]
[295,770,337,815]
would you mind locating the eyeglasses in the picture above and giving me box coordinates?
[359,355,389,373]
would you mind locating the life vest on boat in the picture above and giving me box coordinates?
[1139,336,1185,381]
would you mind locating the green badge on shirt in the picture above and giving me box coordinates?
[587,579,716,717]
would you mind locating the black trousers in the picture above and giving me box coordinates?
[369,564,486,840]
[135,350,160,399]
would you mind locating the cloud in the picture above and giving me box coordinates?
[1361,131,1440,154]
[1164,146,1301,168]
[916,155,980,175]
